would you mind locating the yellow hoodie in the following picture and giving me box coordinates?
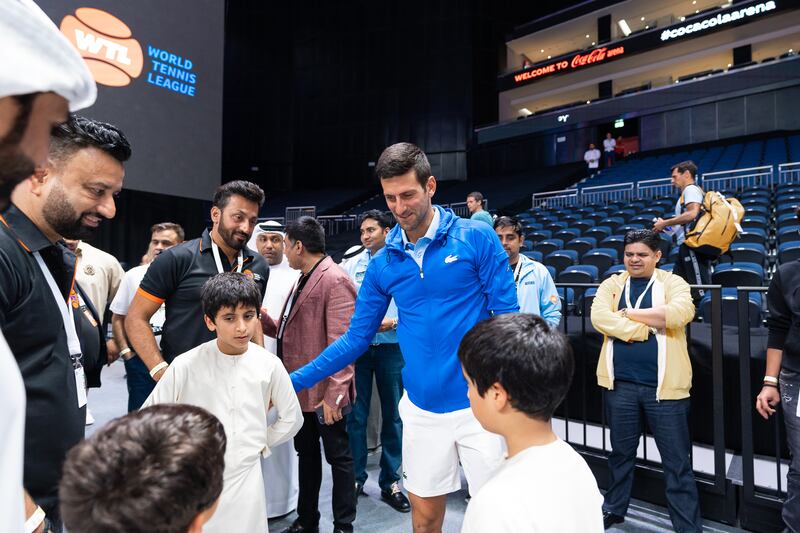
[591,268,696,400]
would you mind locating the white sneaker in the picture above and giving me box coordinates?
[85,407,95,426]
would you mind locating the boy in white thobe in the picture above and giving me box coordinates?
[144,272,303,533]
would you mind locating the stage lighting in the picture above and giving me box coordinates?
[618,19,632,36]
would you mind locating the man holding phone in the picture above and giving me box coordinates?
[262,216,357,533]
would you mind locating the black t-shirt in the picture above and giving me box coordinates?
[138,228,269,362]
[767,260,800,373]
[0,204,103,517]
[614,277,658,387]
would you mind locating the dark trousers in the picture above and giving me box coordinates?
[605,151,615,167]
[294,411,356,531]
[672,243,712,304]
[781,369,800,532]
[603,381,702,533]
[124,355,155,412]
[347,343,404,490]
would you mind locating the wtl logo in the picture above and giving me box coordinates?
[60,8,143,87]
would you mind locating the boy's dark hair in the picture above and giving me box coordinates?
[285,215,326,254]
[623,228,662,252]
[458,314,574,421]
[375,142,431,187]
[212,180,265,209]
[50,114,131,166]
[493,215,523,237]
[150,222,185,242]
[671,160,697,179]
[59,404,226,533]
[360,209,393,230]
[201,272,262,321]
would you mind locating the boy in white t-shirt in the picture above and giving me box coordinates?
[458,314,604,533]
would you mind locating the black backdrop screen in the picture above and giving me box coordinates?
[38,0,224,201]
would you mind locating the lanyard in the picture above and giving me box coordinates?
[277,278,299,341]
[624,274,656,310]
[513,259,523,289]
[34,251,82,356]
[211,240,243,274]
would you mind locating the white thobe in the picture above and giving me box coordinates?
[260,258,301,517]
[143,340,302,533]
[0,331,25,532]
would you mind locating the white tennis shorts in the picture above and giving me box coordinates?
[398,393,505,497]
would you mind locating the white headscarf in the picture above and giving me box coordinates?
[0,0,96,111]
[248,220,289,269]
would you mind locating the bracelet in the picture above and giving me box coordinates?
[119,347,132,358]
[24,506,45,533]
[763,375,779,385]
[763,382,779,389]
[149,361,168,379]
[391,318,398,330]
[620,308,628,318]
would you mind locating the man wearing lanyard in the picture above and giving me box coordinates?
[494,216,561,328]
[342,210,410,512]
[262,216,357,533]
[126,180,269,388]
[590,229,700,531]
[0,115,129,532]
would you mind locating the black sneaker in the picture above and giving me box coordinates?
[355,481,366,497]
[380,482,411,513]
[603,511,625,529]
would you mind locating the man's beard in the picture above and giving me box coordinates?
[0,143,35,212]
[42,181,105,240]
[217,220,250,251]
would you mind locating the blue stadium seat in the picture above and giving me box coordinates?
[565,237,597,257]
[598,217,624,231]
[545,265,557,280]
[580,287,598,315]
[777,226,800,245]
[740,190,771,200]
[537,239,564,257]
[778,241,800,264]
[528,230,552,243]
[557,287,575,315]
[572,219,596,233]
[744,205,770,218]
[558,265,599,284]
[777,213,797,228]
[660,263,674,272]
[585,212,606,224]
[699,288,763,327]
[741,197,770,208]
[600,235,626,258]
[583,248,618,274]
[777,204,800,218]
[544,250,578,275]
[669,246,679,263]
[584,226,612,242]
[554,228,581,242]
[629,215,655,226]
[603,264,626,280]
[617,223,645,234]
[640,207,665,218]
[728,243,767,267]
[522,240,534,251]
[545,221,568,233]
[562,214,581,225]
[523,251,543,262]
[741,215,768,229]
[711,262,764,287]
[738,228,768,247]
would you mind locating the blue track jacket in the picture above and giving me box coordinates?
[291,206,519,413]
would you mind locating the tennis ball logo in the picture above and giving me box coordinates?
[60,8,143,87]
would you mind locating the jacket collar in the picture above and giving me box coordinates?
[0,203,59,253]
[384,205,457,257]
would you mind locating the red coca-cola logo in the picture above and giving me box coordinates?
[571,46,624,68]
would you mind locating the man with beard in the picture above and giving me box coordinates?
[0,3,97,531]
[290,143,518,532]
[0,114,128,532]
[126,181,269,384]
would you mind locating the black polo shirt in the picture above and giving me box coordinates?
[0,204,104,518]
[138,228,269,362]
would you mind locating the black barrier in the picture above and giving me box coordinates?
[554,282,783,526]
[737,286,788,532]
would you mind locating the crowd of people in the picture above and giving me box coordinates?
[584,132,626,175]
[1,2,799,533]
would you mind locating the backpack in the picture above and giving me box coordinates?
[680,187,744,257]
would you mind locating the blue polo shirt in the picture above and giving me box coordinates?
[615,277,658,387]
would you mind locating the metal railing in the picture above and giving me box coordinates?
[637,177,673,199]
[551,282,786,527]
[701,165,774,193]
[285,206,316,222]
[581,182,634,205]
[778,162,800,185]
[532,188,579,210]
[317,214,359,237]
[448,201,471,218]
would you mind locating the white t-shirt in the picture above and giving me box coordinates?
[109,264,165,344]
[462,438,604,533]
[675,184,704,245]
[584,149,601,169]
[603,138,616,152]
[0,331,25,532]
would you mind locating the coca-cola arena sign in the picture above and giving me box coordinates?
[514,46,625,83]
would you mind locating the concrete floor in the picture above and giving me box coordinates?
[87,360,748,532]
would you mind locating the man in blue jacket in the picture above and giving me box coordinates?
[290,143,519,532]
